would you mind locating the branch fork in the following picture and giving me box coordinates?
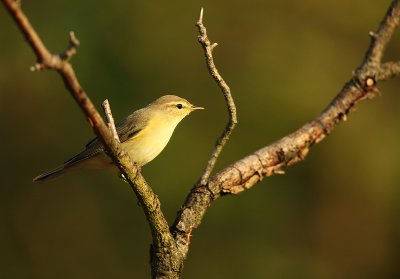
[30,31,80,72]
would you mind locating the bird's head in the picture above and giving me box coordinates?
[149,95,204,121]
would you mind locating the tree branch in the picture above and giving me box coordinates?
[196,8,238,186]
[1,1,175,277]
[171,0,400,264]
[364,0,400,66]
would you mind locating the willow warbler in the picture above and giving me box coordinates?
[33,95,204,182]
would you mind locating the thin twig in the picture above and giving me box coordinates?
[30,31,80,71]
[102,99,120,143]
[60,31,80,61]
[196,8,238,185]
[363,0,400,66]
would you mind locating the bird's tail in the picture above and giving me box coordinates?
[32,164,66,183]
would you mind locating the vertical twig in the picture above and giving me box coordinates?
[102,99,120,143]
[196,8,238,185]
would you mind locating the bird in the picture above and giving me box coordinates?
[33,95,204,182]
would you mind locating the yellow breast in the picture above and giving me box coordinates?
[122,115,180,166]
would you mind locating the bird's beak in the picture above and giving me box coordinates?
[191,105,205,110]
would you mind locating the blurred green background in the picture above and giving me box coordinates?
[1,0,400,278]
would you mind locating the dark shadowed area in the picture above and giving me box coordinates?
[1,0,400,278]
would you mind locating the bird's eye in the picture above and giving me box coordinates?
[176,104,183,109]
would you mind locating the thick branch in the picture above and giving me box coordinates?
[172,0,400,261]
[197,8,238,185]
[1,0,175,274]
